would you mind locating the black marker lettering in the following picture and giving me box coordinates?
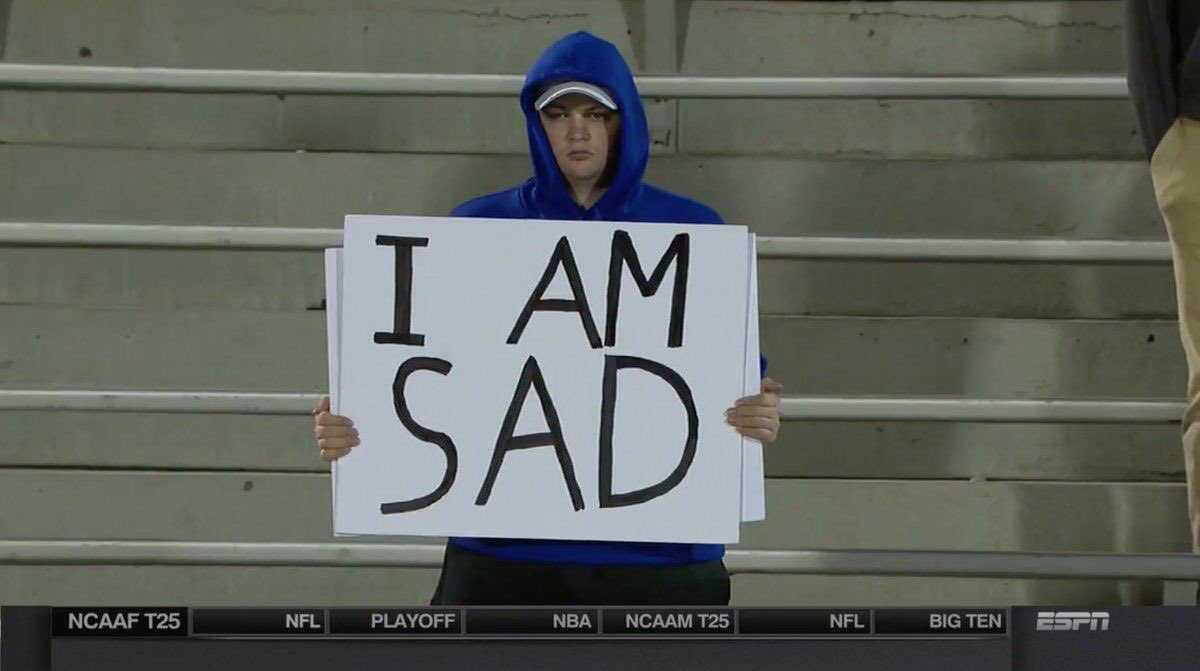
[475,356,585,511]
[598,355,698,508]
[605,231,690,348]
[380,357,457,514]
[507,236,602,349]
[373,235,428,347]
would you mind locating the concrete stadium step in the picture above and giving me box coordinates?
[731,574,1163,607]
[685,1,1122,76]
[2,470,1185,553]
[0,565,442,607]
[0,147,1163,238]
[769,421,1184,482]
[2,306,1186,481]
[0,308,1183,399]
[678,2,1134,159]
[5,1,1120,73]
[0,148,1176,319]
[2,408,1185,482]
[0,307,325,391]
[0,0,631,154]
[0,93,1141,159]
[674,99,1139,159]
[0,248,326,312]
[5,411,322,472]
[3,0,636,71]
[757,259,1173,319]
[1,249,1176,320]
[766,316,1184,399]
[0,2,1134,158]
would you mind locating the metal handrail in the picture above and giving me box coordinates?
[782,397,1183,424]
[0,223,342,251]
[2,541,1197,580]
[0,64,1128,99]
[0,223,1173,264]
[0,390,1183,424]
[0,390,316,415]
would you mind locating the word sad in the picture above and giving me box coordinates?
[378,353,698,516]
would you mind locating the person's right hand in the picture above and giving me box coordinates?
[313,395,359,462]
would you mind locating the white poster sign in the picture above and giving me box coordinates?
[741,234,766,522]
[329,215,755,543]
[324,248,344,508]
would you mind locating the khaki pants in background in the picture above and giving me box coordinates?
[1152,116,1200,553]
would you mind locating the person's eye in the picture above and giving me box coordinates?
[588,112,609,121]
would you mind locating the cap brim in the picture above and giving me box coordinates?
[534,82,618,111]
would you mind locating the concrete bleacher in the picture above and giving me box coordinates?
[0,0,1189,606]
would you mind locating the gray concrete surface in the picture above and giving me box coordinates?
[1,411,1186,482]
[684,1,1123,76]
[4,1,1122,72]
[732,574,1163,607]
[0,565,442,606]
[0,148,1163,238]
[0,94,1142,159]
[1,248,1177,319]
[0,1,1135,158]
[1,471,1187,553]
[0,311,1183,397]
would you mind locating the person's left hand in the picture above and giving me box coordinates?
[725,377,783,444]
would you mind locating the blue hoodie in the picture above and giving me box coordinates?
[448,31,761,566]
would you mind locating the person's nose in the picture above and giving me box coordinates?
[567,115,590,142]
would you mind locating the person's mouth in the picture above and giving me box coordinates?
[567,150,593,160]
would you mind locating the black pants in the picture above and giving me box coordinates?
[429,543,731,606]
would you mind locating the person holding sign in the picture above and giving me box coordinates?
[314,31,781,605]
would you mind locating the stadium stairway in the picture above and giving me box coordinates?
[0,0,1189,606]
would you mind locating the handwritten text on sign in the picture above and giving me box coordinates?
[334,216,750,543]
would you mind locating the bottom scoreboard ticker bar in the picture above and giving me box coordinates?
[48,607,1008,639]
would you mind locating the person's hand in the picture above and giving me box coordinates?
[313,395,359,462]
[725,378,783,444]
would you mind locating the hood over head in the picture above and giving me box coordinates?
[519,31,648,220]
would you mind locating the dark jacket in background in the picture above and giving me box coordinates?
[1125,0,1200,157]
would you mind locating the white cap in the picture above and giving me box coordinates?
[534,81,618,111]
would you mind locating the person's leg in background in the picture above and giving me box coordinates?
[1151,116,1200,554]
[0,0,13,57]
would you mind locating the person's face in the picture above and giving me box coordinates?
[538,93,621,185]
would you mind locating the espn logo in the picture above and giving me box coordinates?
[1035,611,1110,631]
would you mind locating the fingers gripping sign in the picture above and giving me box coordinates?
[314,395,360,462]
[725,378,782,444]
